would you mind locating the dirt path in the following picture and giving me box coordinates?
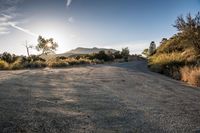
[0,61,200,133]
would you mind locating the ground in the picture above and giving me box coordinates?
[0,61,200,133]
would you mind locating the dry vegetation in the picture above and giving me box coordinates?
[148,12,200,86]
[0,48,131,70]
[180,66,200,86]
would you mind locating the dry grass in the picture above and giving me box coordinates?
[180,66,200,86]
[0,60,9,70]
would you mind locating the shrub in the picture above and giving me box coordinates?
[1,52,18,64]
[78,58,92,64]
[27,55,46,62]
[121,47,130,61]
[24,61,47,68]
[0,60,9,70]
[47,59,69,68]
[113,51,123,59]
[10,58,24,70]
[180,66,200,86]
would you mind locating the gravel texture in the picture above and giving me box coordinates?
[0,61,200,133]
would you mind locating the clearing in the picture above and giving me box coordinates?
[0,61,200,132]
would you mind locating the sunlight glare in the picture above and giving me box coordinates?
[46,42,53,47]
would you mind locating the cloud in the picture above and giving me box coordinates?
[0,0,22,14]
[66,0,72,7]
[0,0,24,35]
[8,22,38,37]
[0,14,38,37]
[0,14,11,35]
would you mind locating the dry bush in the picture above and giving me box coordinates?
[180,66,200,86]
[47,59,69,68]
[10,58,23,70]
[0,60,9,70]
[190,70,200,86]
[180,66,191,82]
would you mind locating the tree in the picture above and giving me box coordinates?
[1,52,17,63]
[142,48,149,57]
[174,12,200,53]
[36,36,58,55]
[24,40,33,57]
[94,51,109,61]
[121,47,130,61]
[113,51,123,59]
[149,41,156,55]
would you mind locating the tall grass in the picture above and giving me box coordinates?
[0,60,9,70]
[180,66,200,86]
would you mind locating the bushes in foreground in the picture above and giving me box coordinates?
[0,48,132,70]
[0,60,9,70]
[0,53,47,70]
[180,66,200,86]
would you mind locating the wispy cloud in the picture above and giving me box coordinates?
[0,0,22,35]
[66,0,73,7]
[0,14,11,35]
[8,22,38,37]
[0,14,38,37]
[0,0,37,37]
[0,0,22,15]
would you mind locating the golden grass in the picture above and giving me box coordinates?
[180,66,200,86]
[149,52,184,66]
[0,60,9,70]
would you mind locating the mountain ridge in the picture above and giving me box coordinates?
[57,47,118,57]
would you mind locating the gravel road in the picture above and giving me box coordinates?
[0,61,200,133]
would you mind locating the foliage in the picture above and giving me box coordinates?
[156,35,185,54]
[36,36,58,55]
[47,59,69,68]
[0,47,132,70]
[121,47,130,61]
[148,12,200,84]
[142,48,149,57]
[0,52,18,64]
[180,66,200,86]
[174,12,200,53]
[113,51,123,59]
[0,60,9,70]
[10,58,24,70]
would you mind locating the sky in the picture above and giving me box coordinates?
[0,0,200,55]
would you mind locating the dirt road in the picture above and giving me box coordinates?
[0,61,200,133]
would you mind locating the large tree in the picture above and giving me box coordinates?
[174,12,200,53]
[36,36,58,55]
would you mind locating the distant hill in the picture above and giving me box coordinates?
[57,47,118,57]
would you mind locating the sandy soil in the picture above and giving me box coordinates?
[0,61,200,133]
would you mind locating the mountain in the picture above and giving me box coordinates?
[57,47,118,57]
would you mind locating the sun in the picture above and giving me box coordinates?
[46,42,53,48]
[31,20,75,53]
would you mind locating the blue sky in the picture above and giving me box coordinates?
[0,0,199,55]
